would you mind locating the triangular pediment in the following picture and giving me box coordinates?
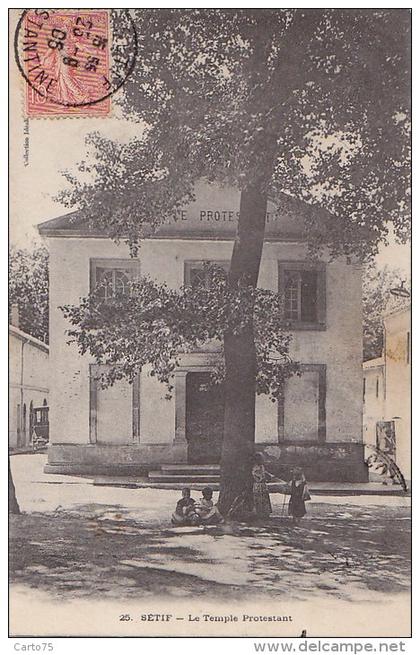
[38,180,327,241]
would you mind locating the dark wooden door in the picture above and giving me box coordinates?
[186,372,224,464]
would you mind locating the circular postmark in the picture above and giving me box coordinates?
[14,9,138,114]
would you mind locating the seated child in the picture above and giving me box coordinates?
[195,487,224,525]
[171,488,199,526]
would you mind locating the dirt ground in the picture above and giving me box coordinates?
[9,455,411,605]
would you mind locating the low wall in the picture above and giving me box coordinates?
[45,441,368,481]
[44,443,188,476]
[257,442,368,482]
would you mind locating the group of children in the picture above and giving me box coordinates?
[171,460,310,526]
[171,486,224,526]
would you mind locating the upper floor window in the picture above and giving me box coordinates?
[184,260,230,288]
[90,259,140,301]
[97,268,132,300]
[278,261,326,329]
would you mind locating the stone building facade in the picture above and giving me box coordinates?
[39,182,367,481]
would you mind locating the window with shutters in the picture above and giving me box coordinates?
[278,261,326,330]
[90,258,140,301]
[184,260,230,288]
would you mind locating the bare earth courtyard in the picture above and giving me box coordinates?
[9,454,411,637]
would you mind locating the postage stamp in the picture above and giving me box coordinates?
[14,9,137,117]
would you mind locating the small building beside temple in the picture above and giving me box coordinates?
[9,316,49,450]
[363,304,410,481]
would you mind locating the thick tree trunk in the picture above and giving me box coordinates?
[218,183,268,516]
[9,457,20,514]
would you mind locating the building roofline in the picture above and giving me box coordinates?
[37,228,307,243]
[9,325,49,353]
[37,187,330,241]
[362,356,385,369]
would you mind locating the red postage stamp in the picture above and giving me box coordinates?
[14,9,138,117]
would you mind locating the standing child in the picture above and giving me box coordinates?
[288,468,310,524]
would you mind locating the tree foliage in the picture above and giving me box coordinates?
[9,244,49,343]
[58,9,410,260]
[62,265,299,399]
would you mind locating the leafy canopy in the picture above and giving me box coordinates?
[62,264,299,399]
[59,9,411,260]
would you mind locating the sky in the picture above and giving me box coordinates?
[10,108,140,245]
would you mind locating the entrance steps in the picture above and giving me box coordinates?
[92,473,409,495]
[147,463,220,485]
[91,464,410,496]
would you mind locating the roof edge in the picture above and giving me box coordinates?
[9,325,49,353]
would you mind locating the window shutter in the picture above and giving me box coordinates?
[94,266,106,284]
[132,372,140,441]
[316,267,327,325]
[278,262,285,296]
[301,270,318,322]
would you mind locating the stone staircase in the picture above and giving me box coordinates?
[93,463,409,494]
[145,464,289,492]
[147,464,221,489]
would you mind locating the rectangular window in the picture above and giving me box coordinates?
[184,260,230,288]
[376,377,379,398]
[363,377,366,403]
[278,262,326,329]
[90,258,140,301]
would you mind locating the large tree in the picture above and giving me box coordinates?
[59,9,410,513]
[9,460,20,515]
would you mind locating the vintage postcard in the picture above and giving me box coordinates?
[9,8,411,639]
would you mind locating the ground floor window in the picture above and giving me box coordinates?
[278,364,326,442]
[89,365,140,444]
